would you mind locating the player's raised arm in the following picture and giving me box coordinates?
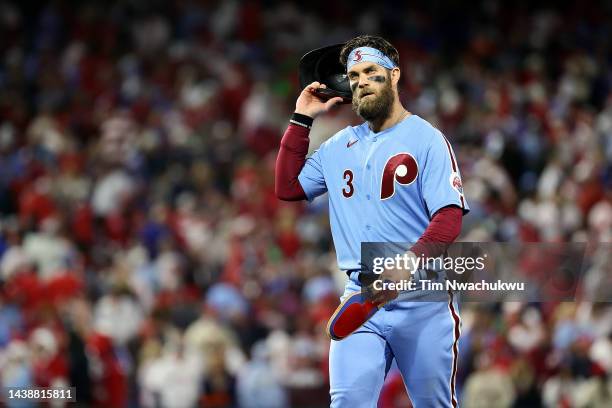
[274,82,342,201]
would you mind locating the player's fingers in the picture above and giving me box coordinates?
[319,83,327,89]
[381,291,398,305]
[372,293,389,305]
[370,289,391,304]
[306,81,320,91]
[364,284,380,301]
[324,97,343,110]
[385,268,408,283]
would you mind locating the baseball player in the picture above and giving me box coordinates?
[275,35,469,407]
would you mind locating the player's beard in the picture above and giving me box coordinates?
[352,75,394,122]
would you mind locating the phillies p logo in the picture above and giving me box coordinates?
[380,153,418,200]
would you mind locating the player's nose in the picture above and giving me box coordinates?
[358,79,369,89]
[357,73,371,88]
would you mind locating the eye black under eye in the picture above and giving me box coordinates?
[368,75,386,83]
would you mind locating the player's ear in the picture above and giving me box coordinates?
[390,67,400,88]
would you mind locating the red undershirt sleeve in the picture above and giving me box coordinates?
[410,205,463,258]
[275,113,314,201]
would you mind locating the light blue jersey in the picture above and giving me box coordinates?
[298,114,469,271]
[299,114,468,408]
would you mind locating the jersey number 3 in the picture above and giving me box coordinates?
[342,169,354,198]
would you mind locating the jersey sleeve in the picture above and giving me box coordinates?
[298,147,328,201]
[420,131,469,218]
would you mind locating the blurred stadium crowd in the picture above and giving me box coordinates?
[0,1,611,407]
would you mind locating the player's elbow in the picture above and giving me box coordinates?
[275,183,306,201]
[276,192,305,201]
[275,190,296,201]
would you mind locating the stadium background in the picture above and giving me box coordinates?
[0,0,610,407]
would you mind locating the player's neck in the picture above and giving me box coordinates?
[368,102,409,133]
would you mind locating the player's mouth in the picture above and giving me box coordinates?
[360,91,375,100]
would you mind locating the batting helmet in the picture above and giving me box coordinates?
[299,43,352,104]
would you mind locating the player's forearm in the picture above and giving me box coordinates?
[410,205,463,258]
[274,113,313,201]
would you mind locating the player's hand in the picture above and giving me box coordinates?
[383,250,418,283]
[367,282,399,305]
[295,82,343,119]
[367,268,409,305]
[381,265,413,284]
[368,251,418,304]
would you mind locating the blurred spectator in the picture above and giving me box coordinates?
[462,353,516,408]
[29,327,67,389]
[200,344,237,407]
[236,341,288,408]
[139,334,203,408]
[87,332,127,407]
[93,286,144,345]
